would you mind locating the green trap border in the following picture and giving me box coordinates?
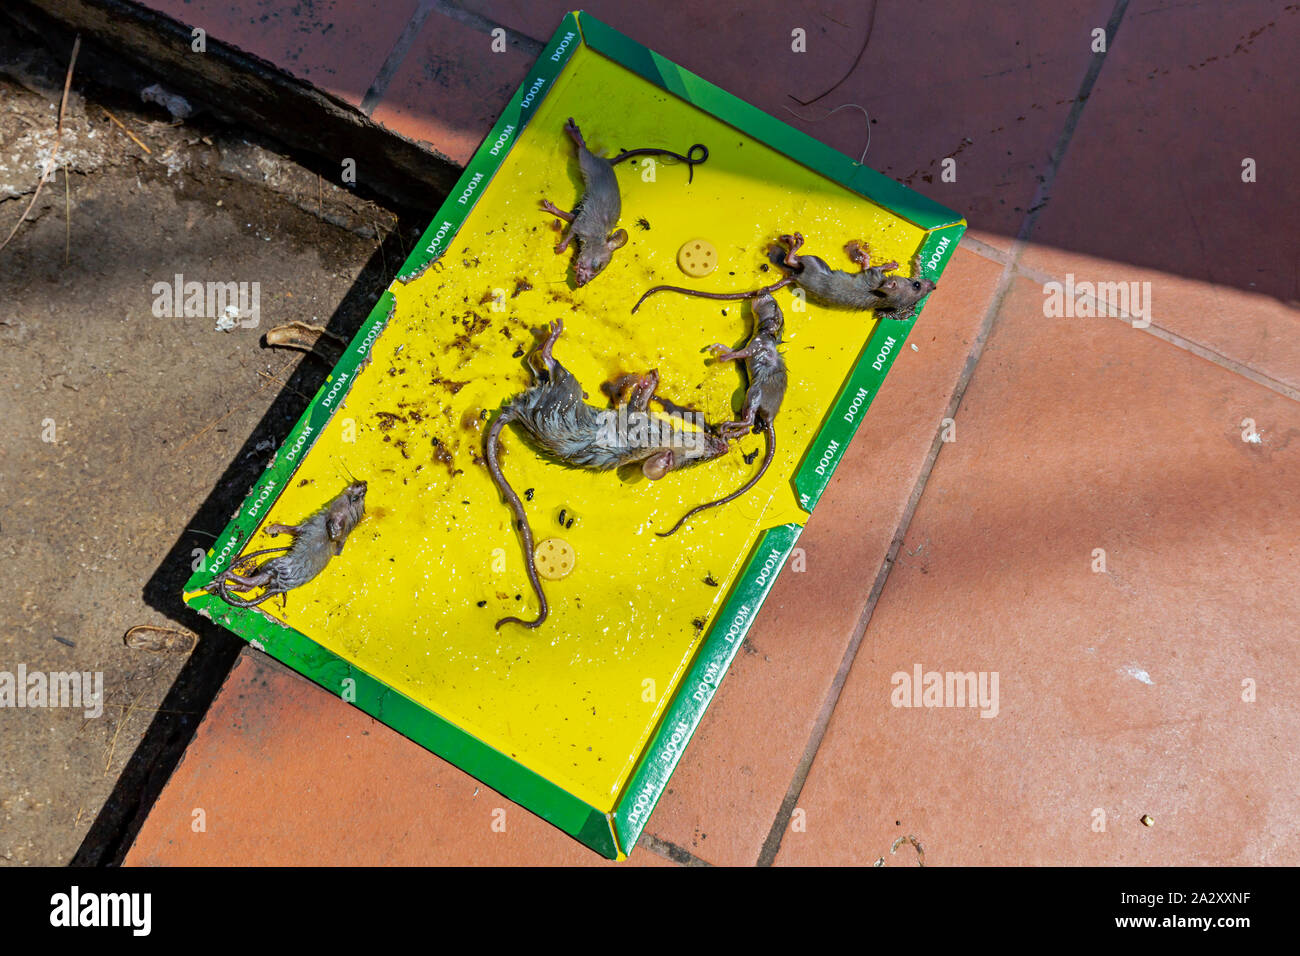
[183,10,964,860]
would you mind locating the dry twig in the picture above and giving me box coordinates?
[102,107,152,154]
[0,35,81,254]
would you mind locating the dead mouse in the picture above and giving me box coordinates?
[632,234,936,317]
[207,481,367,608]
[659,293,788,536]
[486,318,728,629]
[541,117,708,287]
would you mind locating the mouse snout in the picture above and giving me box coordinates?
[574,257,605,287]
[700,431,729,460]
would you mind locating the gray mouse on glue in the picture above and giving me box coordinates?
[486,318,728,629]
[205,480,367,608]
[659,293,788,536]
[541,117,708,286]
[633,233,935,317]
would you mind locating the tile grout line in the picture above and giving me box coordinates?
[1013,0,1132,248]
[359,0,438,115]
[1011,265,1300,404]
[753,0,1132,867]
[752,259,1019,868]
[359,0,545,116]
[433,0,546,55]
[1123,322,1300,402]
[956,234,1012,265]
[639,833,712,866]
[935,240,1298,404]
[960,175,1299,401]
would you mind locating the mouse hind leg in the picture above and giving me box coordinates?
[709,341,756,364]
[602,372,642,406]
[540,199,576,253]
[541,199,574,223]
[539,318,564,367]
[540,200,576,254]
[526,319,565,381]
[564,117,587,150]
[845,240,897,274]
[719,408,758,442]
[624,370,660,413]
[603,370,658,411]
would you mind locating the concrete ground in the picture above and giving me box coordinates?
[4,0,1297,866]
[0,16,423,864]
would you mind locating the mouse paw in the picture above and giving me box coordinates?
[777,232,805,266]
[540,199,574,222]
[718,421,750,441]
[564,117,586,149]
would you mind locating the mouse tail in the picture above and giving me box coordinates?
[607,144,709,182]
[199,545,292,595]
[485,411,549,630]
[657,420,774,537]
[229,545,292,567]
[216,576,284,608]
[631,276,793,313]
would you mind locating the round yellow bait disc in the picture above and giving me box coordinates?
[535,537,576,580]
[677,238,717,277]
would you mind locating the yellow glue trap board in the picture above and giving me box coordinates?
[184,12,964,859]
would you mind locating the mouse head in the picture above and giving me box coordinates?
[326,481,368,542]
[574,229,628,287]
[752,293,785,342]
[875,274,937,313]
[640,430,729,480]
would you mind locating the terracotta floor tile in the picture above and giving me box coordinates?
[644,249,1005,864]
[460,0,1112,246]
[124,650,675,866]
[1017,244,1300,394]
[774,275,1300,866]
[369,11,536,165]
[141,0,420,108]
[1022,0,1300,384]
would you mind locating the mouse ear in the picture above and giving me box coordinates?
[641,450,674,480]
[326,512,345,540]
[607,228,628,250]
